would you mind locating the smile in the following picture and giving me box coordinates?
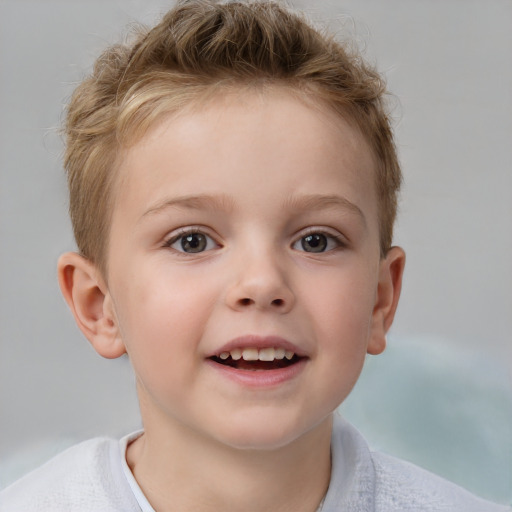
[210,347,301,370]
[207,335,307,379]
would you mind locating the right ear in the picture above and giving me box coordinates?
[57,252,126,359]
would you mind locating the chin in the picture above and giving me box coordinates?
[210,413,332,452]
[219,432,301,452]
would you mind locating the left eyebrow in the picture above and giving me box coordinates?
[140,193,236,221]
[282,193,367,226]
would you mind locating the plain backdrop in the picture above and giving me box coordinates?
[1,0,511,504]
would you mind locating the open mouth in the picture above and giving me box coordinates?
[209,347,303,371]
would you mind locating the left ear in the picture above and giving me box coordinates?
[367,246,406,355]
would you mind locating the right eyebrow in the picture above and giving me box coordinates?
[140,194,236,221]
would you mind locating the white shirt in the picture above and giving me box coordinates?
[1,415,509,511]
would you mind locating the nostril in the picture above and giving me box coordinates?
[239,298,254,306]
[271,298,284,307]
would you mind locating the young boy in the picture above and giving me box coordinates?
[1,1,509,511]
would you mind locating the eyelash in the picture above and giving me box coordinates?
[163,227,220,254]
[292,228,347,253]
[162,227,347,255]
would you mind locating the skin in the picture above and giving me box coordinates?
[58,89,405,512]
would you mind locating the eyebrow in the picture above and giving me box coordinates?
[141,194,236,219]
[283,194,366,226]
[140,192,366,226]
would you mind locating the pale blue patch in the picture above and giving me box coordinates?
[340,336,512,505]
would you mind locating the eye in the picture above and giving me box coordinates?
[165,230,218,253]
[293,232,343,253]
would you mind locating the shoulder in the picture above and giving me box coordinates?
[324,415,510,512]
[0,437,140,512]
[371,450,510,512]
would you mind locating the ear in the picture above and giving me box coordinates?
[367,246,406,355]
[57,252,126,359]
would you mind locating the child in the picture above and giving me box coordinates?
[1,1,509,511]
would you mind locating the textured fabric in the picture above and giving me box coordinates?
[0,436,141,511]
[1,415,510,511]
[119,431,154,512]
[322,414,511,511]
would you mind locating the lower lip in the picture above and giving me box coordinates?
[205,358,307,388]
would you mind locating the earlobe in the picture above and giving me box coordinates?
[57,252,126,359]
[367,246,406,355]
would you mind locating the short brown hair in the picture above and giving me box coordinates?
[64,0,401,274]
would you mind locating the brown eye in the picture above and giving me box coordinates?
[181,233,207,252]
[292,231,343,253]
[301,234,328,253]
[167,230,218,253]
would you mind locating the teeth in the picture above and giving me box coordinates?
[242,348,259,361]
[218,347,296,362]
[258,347,275,361]
[274,348,285,360]
[230,348,242,360]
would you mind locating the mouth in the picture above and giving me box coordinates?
[209,347,304,371]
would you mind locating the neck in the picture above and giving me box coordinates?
[127,407,332,512]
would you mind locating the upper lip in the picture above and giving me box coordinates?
[208,335,306,358]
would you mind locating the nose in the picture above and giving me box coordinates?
[225,251,295,313]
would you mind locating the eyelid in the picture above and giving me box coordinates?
[292,227,348,251]
[163,226,221,251]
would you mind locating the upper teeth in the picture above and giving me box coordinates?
[218,348,295,362]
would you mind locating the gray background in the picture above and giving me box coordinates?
[1,0,511,504]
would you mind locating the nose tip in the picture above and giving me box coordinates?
[226,263,295,313]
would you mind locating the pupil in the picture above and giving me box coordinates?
[302,234,327,253]
[182,233,206,252]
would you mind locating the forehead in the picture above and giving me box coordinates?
[113,89,378,225]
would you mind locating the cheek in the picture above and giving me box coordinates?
[307,267,376,340]
[115,261,214,328]
[303,266,376,394]
[110,265,217,380]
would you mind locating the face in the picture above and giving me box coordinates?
[105,90,389,450]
